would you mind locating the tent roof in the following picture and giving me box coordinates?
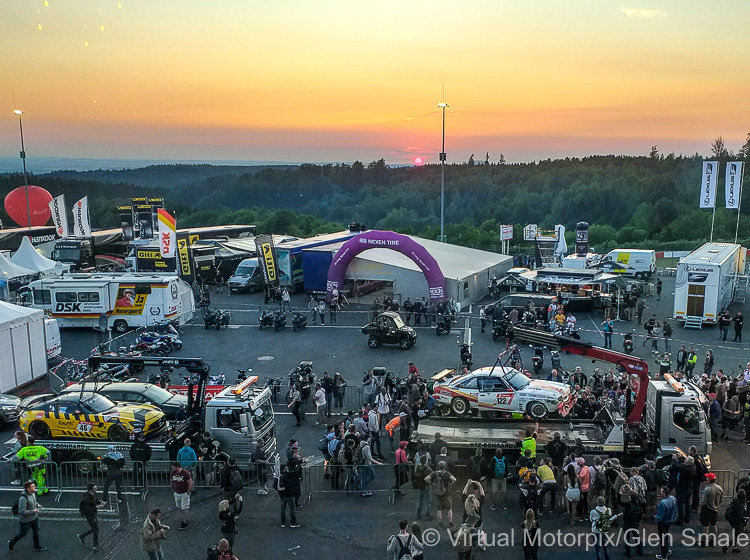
[0,300,43,328]
[11,236,59,273]
[353,235,511,279]
[0,251,36,281]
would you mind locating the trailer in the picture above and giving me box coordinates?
[20,273,194,333]
[415,328,711,467]
[673,242,745,325]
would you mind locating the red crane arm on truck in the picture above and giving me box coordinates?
[508,327,650,425]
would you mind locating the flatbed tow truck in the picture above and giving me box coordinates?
[414,327,711,467]
[4,356,276,468]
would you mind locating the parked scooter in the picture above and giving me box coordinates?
[623,331,634,354]
[203,307,231,330]
[292,310,307,332]
[259,309,274,330]
[550,349,561,371]
[272,308,287,332]
[436,313,453,336]
[491,319,508,342]
[460,343,473,370]
[532,347,544,375]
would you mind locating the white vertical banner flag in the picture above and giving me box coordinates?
[72,196,92,237]
[699,161,718,209]
[157,209,177,258]
[725,162,743,209]
[48,194,69,238]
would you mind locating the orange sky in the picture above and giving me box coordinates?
[2,1,749,165]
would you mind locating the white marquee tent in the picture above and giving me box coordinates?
[11,236,60,276]
[0,300,48,392]
[0,251,36,283]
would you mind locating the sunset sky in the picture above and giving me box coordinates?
[2,1,749,166]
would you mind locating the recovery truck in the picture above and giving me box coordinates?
[413,327,711,468]
[4,356,276,469]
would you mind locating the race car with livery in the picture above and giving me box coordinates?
[19,393,167,442]
[432,366,577,419]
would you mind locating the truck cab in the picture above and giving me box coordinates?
[52,239,94,271]
[643,375,711,460]
[203,377,276,461]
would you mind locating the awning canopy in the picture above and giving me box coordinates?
[0,251,36,282]
[520,268,620,286]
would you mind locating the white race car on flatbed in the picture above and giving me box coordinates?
[432,366,577,419]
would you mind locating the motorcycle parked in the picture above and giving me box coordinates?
[273,309,287,332]
[203,307,231,330]
[292,310,307,332]
[531,347,544,375]
[436,313,454,336]
[259,309,275,330]
[550,349,561,371]
[491,319,508,342]
[139,324,183,350]
[265,376,283,402]
[130,339,172,356]
[236,368,252,382]
[286,361,315,404]
[623,331,634,354]
[148,366,173,388]
[460,343,473,370]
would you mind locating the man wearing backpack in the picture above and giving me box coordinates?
[590,456,607,501]
[722,489,747,554]
[618,485,644,558]
[654,486,678,560]
[386,519,413,560]
[78,482,105,550]
[544,432,568,471]
[7,481,46,552]
[413,455,433,520]
[426,460,457,529]
[358,434,383,497]
[518,473,541,518]
[220,458,243,500]
[590,495,621,560]
[487,448,507,511]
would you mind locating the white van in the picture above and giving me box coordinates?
[21,273,194,333]
[599,249,656,279]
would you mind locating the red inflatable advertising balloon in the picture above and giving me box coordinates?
[4,185,53,227]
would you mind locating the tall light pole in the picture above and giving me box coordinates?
[14,109,32,228]
[438,101,448,242]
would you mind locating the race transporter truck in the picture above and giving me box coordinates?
[414,327,711,467]
[5,356,276,467]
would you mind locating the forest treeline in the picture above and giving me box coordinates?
[2,140,750,253]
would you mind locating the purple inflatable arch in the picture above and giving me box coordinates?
[326,230,446,301]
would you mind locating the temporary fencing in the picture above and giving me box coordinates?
[0,460,58,492]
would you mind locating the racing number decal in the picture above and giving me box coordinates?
[76,422,94,433]
[495,393,514,406]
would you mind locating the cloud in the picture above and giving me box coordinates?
[620,7,666,19]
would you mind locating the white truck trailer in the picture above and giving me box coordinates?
[673,243,745,326]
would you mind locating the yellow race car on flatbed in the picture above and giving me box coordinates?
[19,393,166,442]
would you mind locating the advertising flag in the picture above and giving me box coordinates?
[72,196,92,237]
[699,161,718,209]
[157,209,177,258]
[255,234,279,287]
[725,162,744,209]
[176,231,194,283]
[135,204,154,238]
[117,205,135,241]
[48,194,68,238]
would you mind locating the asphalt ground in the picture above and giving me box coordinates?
[2,274,750,559]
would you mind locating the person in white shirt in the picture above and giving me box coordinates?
[368,410,384,460]
[281,288,291,311]
[313,383,326,426]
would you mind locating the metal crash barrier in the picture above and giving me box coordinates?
[0,460,58,494]
[56,460,146,501]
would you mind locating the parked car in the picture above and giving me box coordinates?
[361,311,417,350]
[0,393,21,426]
[61,382,188,421]
[432,366,576,419]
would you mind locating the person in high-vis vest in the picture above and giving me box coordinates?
[742,401,750,443]
[12,437,50,495]
[520,431,537,466]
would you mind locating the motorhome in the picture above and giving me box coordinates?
[20,273,194,332]
[673,243,745,325]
